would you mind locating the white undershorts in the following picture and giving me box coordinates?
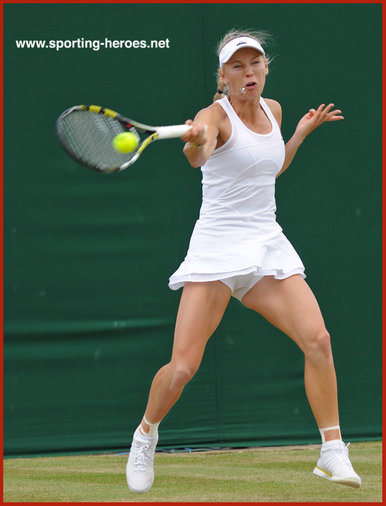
[220,272,264,301]
[220,269,305,301]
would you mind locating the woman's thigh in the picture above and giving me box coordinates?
[241,275,328,352]
[171,281,231,369]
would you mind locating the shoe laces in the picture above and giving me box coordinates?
[325,441,353,468]
[133,442,151,471]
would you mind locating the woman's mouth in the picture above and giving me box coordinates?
[240,82,258,94]
[241,82,257,93]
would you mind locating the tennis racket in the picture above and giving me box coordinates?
[56,104,191,173]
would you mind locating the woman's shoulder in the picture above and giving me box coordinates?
[194,100,227,125]
[197,100,226,117]
[262,97,282,126]
[263,97,282,114]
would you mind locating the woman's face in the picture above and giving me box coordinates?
[221,47,268,97]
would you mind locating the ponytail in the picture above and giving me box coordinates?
[213,75,227,102]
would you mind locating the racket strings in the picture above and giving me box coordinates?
[60,111,138,172]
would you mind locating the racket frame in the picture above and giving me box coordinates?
[56,104,190,173]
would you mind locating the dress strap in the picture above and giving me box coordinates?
[259,97,279,132]
[216,96,239,124]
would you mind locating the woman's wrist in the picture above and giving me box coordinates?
[293,129,306,145]
[188,140,205,149]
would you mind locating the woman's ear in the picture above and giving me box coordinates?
[219,68,228,86]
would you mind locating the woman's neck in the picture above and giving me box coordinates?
[228,93,261,121]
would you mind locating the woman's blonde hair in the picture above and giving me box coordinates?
[213,29,273,102]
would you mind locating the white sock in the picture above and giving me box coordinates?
[138,416,160,437]
[323,439,342,449]
[319,425,341,444]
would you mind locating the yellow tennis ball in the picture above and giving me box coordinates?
[112,132,139,153]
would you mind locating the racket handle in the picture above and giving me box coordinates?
[156,124,191,140]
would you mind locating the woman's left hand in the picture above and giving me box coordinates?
[295,103,344,140]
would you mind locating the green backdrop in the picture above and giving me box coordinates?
[4,2,381,457]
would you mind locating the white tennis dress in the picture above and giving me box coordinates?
[168,96,305,299]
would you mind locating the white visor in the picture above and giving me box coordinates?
[219,37,265,67]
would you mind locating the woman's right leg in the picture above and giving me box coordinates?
[142,280,231,430]
[126,280,231,493]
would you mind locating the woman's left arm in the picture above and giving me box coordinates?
[276,103,344,178]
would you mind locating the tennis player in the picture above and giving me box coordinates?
[126,29,361,493]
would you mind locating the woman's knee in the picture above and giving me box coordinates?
[168,361,199,390]
[303,328,332,361]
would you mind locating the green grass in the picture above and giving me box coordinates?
[3,441,382,502]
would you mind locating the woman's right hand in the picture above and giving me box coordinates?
[181,107,220,167]
[182,120,208,147]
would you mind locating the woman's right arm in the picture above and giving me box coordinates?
[182,106,220,168]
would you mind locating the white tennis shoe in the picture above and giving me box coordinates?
[313,441,361,488]
[126,427,158,493]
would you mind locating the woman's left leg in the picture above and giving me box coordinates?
[242,274,339,437]
[241,274,361,488]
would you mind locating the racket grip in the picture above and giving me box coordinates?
[156,124,191,140]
